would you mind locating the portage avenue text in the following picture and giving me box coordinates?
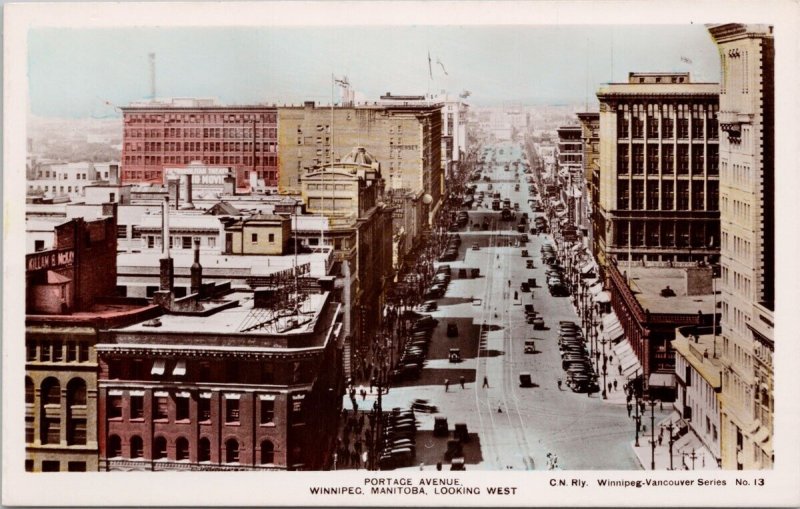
[309,478,517,496]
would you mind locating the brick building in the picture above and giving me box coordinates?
[25,213,160,472]
[96,286,343,471]
[120,99,278,189]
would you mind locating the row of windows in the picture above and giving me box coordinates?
[26,460,86,472]
[107,393,281,425]
[28,185,81,194]
[720,160,753,187]
[123,155,278,166]
[617,103,719,140]
[721,231,753,264]
[36,171,93,180]
[26,341,90,363]
[125,113,277,124]
[615,220,716,248]
[720,50,751,96]
[107,435,276,464]
[126,141,278,152]
[617,180,718,211]
[25,377,87,445]
[141,235,216,249]
[617,144,719,175]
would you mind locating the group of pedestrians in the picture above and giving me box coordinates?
[443,376,468,392]
[335,408,373,470]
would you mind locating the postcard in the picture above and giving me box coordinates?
[3,0,799,506]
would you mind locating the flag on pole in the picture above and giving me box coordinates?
[436,57,448,76]
[680,56,693,64]
[427,51,433,79]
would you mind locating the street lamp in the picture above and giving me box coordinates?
[661,421,678,470]
[646,399,660,470]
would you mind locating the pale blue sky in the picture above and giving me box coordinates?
[29,25,720,118]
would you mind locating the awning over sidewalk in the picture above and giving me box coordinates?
[649,373,676,388]
[594,291,611,304]
[589,282,604,296]
[602,312,625,342]
[673,430,720,470]
[580,261,596,274]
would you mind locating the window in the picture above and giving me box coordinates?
[261,440,275,464]
[66,342,78,362]
[26,416,34,443]
[130,396,144,419]
[677,145,689,174]
[176,437,190,461]
[108,435,122,458]
[153,436,168,460]
[42,417,60,445]
[154,396,169,420]
[646,104,659,138]
[68,462,86,472]
[208,237,216,249]
[131,227,142,240]
[251,233,258,243]
[632,145,644,174]
[260,399,275,424]
[41,342,51,362]
[692,145,705,174]
[198,437,211,462]
[79,344,89,362]
[67,419,86,445]
[646,145,659,173]
[617,107,629,138]
[691,104,704,138]
[707,145,719,175]
[108,395,123,419]
[42,378,60,406]
[617,145,629,174]
[661,181,674,210]
[646,184,659,210]
[34,240,45,252]
[26,342,37,362]
[25,377,34,404]
[117,225,128,239]
[182,236,192,249]
[25,460,33,472]
[631,104,644,139]
[199,396,211,422]
[677,105,689,139]
[176,395,190,421]
[226,439,240,463]
[130,436,144,458]
[226,398,240,423]
[632,181,645,210]
[42,461,60,472]
[692,181,705,210]
[617,181,629,210]
[67,378,86,406]
[268,233,275,243]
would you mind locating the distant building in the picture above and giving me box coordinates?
[277,101,442,256]
[596,72,720,267]
[708,23,774,470]
[576,113,601,265]
[25,213,160,472]
[120,100,278,188]
[556,125,584,230]
[27,161,120,201]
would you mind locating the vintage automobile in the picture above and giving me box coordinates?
[524,340,536,354]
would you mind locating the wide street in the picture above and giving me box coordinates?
[347,141,656,471]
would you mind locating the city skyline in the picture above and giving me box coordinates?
[29,25,720,118]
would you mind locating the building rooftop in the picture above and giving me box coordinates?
[597,82,719,99]
[625,266,717,315]
[672,328,722,387]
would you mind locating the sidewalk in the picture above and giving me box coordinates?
[630,414,721,471]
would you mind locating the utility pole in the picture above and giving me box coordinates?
[649,400,657,470]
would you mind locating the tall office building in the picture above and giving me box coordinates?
[708,24,774,470]
[596,73,720,266]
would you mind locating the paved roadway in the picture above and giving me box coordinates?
[356,141,648,470]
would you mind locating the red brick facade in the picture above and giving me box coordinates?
[121,106,278,188]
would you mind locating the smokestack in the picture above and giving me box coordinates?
[223,174,236,195]
[190,238,202,295]
[149,52,156,100]
[167,177,180,206]
[183,174,194,209]
[159,196,174,292]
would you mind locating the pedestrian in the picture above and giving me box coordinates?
[658,435,663,446]
[627,404,632,417]
[419,462,425,470]
[436,461,442,471]
[618,365,623,376]
[613,380,618,391]
[608,382,612,394]
[361,389,367,401]
[362,451,369,469]
[483,376,489,388]
[557,379,562,391]
[444,379,450,392]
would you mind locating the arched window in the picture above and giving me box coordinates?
[130,436,144,459]
[67,378,86,406]
[175,437,190,461]
[108,435,122,458]
[260,440,274,464]
[153,436,167,460]
[25,377,34,404]
[198,437,211,462]
[41,378,60,406]
[225,438,239,463]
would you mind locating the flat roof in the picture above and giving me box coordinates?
[115,291,332,340]
[118,251,331,278]
[597,82,719,98]
[626,266,716,315]
[672,331,722,387]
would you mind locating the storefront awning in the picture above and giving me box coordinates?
[589,283,604,296]
[172,360,186,377]
[594,291,611,304]
[613,341,634,359]
[581,262,596,274]
[649,373,676,388]
[623,359,643,378]
[151,359,166,376]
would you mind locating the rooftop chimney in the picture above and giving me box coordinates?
[159,196,174,292]
[223,174,236,195]
[167,177,180,206]
[190,238,202,295]
[109,164,120,185]
[181,174,195,210]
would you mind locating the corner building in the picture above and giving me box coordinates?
[97,288,343,471]
[596,73,720,266]
[708,24,774,470]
